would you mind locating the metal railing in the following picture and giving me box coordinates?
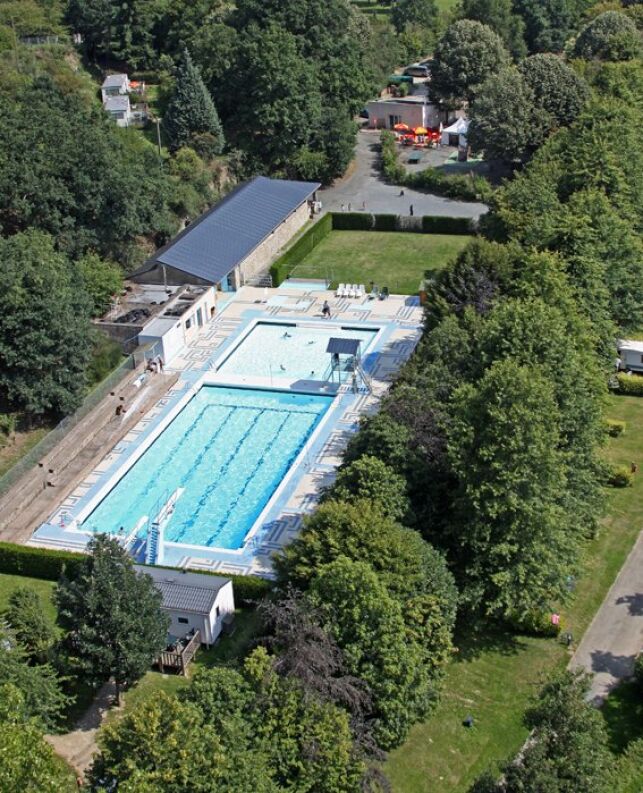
[0,354,137,499]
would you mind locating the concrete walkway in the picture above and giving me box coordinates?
[318,128,487,219]
[570,531,643,704]
[46,682,117,778]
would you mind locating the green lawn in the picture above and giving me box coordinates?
[0,572,57,620]
[291,230,470,294]
[386,394,643,792]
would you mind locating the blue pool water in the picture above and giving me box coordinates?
[82,387,332,549]
[218,322,377,381]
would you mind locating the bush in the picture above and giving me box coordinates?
[616,372,643,396]
[331,212,374,230]
[506,608,562,636]
[372,214,398,231]
[606,419,626,437]
[407,168,494,203]
[0,542,84,581]
[380,130,408,185]
[269,213,332,285]
[607,465,633,488]
[422,215,476,234]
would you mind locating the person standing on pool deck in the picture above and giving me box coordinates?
[322,300,331,318]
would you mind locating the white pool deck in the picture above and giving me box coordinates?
[30,284,423,578]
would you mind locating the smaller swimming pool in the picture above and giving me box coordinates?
[218,321,378,381]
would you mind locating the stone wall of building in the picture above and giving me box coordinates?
[237,201,311,285]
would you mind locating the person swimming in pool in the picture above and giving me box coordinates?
[282,331,292,338]
[280,364,286,371]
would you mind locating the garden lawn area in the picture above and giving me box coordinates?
[290,230,470,295]
[385,394,643,792]
[0,427,50,478]
[0,572,57,620]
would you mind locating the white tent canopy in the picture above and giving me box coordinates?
[441,117,469,145]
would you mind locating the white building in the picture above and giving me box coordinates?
[367,95,462,131]
[135,565,235,646]
[104,95,132,127]
[618,339,643,373]
[101,73,130,104]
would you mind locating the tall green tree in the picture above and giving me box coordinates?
[519,53,590,133]
[391,0,438,35]
[164,48,224,153]
[459,0,527,59]
[0,231,93,418]
[468,66,539,160]
[447,360,574,618]
[0,629,68,730]
[430,20,510,104]
[4,588,57,665]
[56,535,169,702]
[307,557,442,749]
[573,10,641,61]
[77,253,123,317]
[0,684,74,793]
[513,0,583,53]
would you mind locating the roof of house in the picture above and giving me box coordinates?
[134,565,230,615]
[130,176,320,285]
[618,339,643,354]
[104,96,130,112]
[102,73,128,89]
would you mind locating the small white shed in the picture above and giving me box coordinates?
[135,565,235,646]
[618,340,643,373]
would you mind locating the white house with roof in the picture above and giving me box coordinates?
[104,95,132,127]
[618,339,643,373]
[135,565,235,646]
[101,73,130,103]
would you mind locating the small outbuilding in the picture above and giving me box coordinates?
[135,565,235,646]
[618,340,643,373]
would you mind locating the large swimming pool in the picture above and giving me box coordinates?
[217,322,377,381]
[82,386,332,550]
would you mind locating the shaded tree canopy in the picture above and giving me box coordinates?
[430,20,511,104]
[574,10,641,61]
[459,0,527,59]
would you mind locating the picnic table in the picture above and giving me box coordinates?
[408,151,423,164]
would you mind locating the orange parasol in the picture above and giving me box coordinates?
[393,122,410,131]
[413,126,428,135]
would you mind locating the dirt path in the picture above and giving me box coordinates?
[46,682,118,778]
[570,531,643,704]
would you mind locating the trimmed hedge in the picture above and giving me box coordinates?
[0,541,84,581]
[332,212,373,230]
[270,213,332,286]
[407,168,494,203]
[0,542,275,602]
[617,372,643,396]
[608,465,633,488]
[373,214,398,231]
[422,215,476,234]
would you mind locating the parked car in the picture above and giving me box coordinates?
[404,64,430,78]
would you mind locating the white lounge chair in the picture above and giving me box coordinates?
[347,284,356,298]
[356,284,365,298]
[336,283,345,297]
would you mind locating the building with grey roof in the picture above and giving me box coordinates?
[130,176,320,291]
[135,565,235,646]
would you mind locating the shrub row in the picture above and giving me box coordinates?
[329,212,475,235]
[607,465,633,488]
[0,541,274,602]
[269,212,332,286]
[616,372,643,396]
[0,541,84,581]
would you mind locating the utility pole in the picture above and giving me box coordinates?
[155,117,163,164]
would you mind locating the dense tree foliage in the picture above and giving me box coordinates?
[56,535,169,701]
[391,0,438,35]
[459,0,527,59]
[574,10,641,60]
[472,673,614,792]
[430,20,510,104]
[91,649,366,791]
[0,231,93,418]
[0,684,73,792]
[3,588,57,665]
[513,0,587,53]
[77,253,123,317]
[165,48,224,153]
[519,53,590,130]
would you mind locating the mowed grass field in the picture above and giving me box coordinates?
[291,230,470,294]
[385,394,643,792]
